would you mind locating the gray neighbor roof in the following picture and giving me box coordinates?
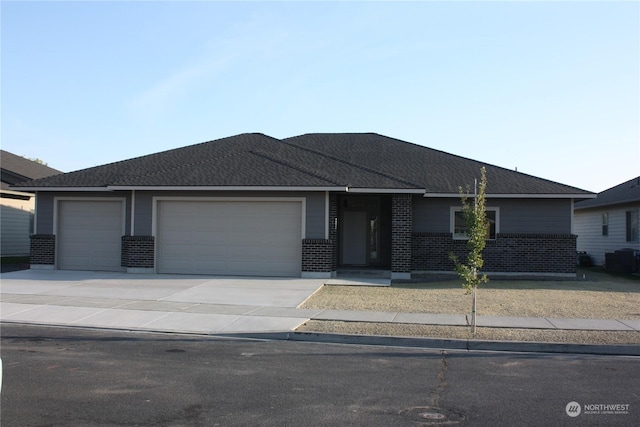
[0,150,62,190]
[11,133,593,196]
[574,176,640,210]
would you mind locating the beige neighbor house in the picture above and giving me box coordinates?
[1,150,61,257]
[574,176,640,273]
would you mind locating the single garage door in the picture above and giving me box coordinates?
[57,200,124,271]
[156,200,302,276]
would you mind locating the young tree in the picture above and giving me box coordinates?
[450,167,489,333]
[26,157,48,166]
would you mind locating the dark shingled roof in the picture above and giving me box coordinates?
[1,150,62,190]
[12,132,593,196]
[574,176,640,210]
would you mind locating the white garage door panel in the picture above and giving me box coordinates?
[58,201,124,271]
[157,201,302,276]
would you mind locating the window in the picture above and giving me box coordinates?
[451,207,498,240]
[602,212,609,236]
[369,217,378,260]
[626,210,638,242]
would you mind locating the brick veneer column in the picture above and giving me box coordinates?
[30,234,55,269]
[391,194,412,279]
[302,239,333,278]
[121,236,155,273]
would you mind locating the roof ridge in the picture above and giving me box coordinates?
[0,149,63,178]
[278,138,422,188]
[109,148,240,185]
[109,133,279,185]
[249,150,342,186]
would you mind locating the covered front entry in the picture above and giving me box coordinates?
[338,195,391,269]
[155,199,303,277]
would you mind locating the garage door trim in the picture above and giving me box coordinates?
[152,197,306,275]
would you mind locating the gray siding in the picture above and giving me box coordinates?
[132,191,327,239]
[413,197,572,234]
[133,192,153,235]
[34,192,55,234]
[498,199,571,233]
[305,192,326,238]
[412,197,450,232]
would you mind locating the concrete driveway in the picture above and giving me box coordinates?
[0,270,326,334]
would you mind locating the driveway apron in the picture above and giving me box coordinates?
[0,270,325,334]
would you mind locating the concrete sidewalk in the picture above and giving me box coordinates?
[1,270,639,336]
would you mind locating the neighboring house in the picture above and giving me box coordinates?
[1,150,62,257]
[12,133,594,278]
[574,176,640,270]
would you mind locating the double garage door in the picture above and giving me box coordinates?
[156,200,302,277]
[57,199,303,277]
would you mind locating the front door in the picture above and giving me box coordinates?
[341,211,367,265]
[338,195,390,268]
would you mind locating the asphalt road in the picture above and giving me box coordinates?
[1,324,638,426]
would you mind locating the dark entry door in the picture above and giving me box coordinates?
[341,211,367,265]
[339,196,389,268]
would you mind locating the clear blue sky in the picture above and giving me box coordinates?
[2,1,638,193]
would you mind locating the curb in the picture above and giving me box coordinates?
[3,321,639,356]
[221,331,640,356]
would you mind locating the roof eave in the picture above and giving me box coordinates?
[9,186,111,192]
[106,185,349,192]
[424,193,597,199]
[575,198,640,210]
[346,188,425,194]
[1,188,34,197]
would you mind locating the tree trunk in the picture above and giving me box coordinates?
[472,287,477,334]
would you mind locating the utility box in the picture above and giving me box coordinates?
[606,249,639,274]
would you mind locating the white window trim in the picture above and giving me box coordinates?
[450,206,500,240]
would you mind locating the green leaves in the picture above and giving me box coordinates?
[450,167,489,294]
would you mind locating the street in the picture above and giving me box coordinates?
[1,324,638,426]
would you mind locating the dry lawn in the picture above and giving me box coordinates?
[297,268,640,344]
[298,321,640,345]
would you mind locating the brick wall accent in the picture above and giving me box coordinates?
[121,236,155,268]
[412,232,451,271]
[30,234,55,265]
[412,232,577,274]
[391,194,412,273]
[302,239,333,272]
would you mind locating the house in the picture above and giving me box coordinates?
[574,177,640,272]
[1,150,61,257]
[12,133,594,278]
